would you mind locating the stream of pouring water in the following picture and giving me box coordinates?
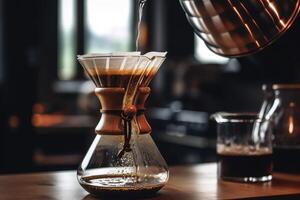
[126,0,147,182]
[136,0,147,51]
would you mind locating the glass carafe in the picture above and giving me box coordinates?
[76,52,169,197]
[262,84,300,172]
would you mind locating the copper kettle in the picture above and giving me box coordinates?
[180,0,300,57]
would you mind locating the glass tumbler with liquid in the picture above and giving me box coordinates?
[212,113,273,182]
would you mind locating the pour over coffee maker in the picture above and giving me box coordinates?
[77,52,169,197]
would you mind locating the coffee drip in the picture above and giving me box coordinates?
[77,52,169,197]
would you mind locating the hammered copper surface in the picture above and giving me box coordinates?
[180,0,300,57]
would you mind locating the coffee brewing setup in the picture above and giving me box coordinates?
[75,0,300,197]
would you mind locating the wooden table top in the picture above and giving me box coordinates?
[1,163,300,200]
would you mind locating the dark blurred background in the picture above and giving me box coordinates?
[0,0,300,174]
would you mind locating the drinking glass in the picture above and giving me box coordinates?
[212,113,273,182]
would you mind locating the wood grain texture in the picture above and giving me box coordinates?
[0,164,300,200]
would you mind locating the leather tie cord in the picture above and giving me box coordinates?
[117,105,137,159]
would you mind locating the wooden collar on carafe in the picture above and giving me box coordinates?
[94,87,152,135]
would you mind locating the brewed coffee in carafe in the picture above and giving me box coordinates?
[77,52,169,197]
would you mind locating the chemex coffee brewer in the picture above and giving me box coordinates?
[77,52,169,197]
